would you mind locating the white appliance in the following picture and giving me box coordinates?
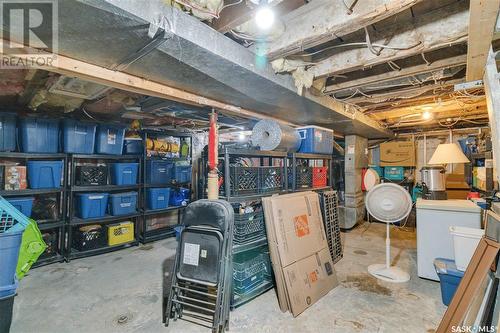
[416,199,482,281]
[365,183,413,283]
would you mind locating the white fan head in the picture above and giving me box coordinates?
[365,183,412,223]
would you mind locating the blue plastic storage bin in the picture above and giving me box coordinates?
[0,113,16,152]
[0,230,22,292]
[110,163,139,185]
[384,166,405,181]
[434,258,465,306]
[146,188,170,210]
[6,197,34,217]
[62,119,96,154]
[173,165,192,183]
[75,193,109,219]
[146,160,173,184]
[95,124,125,155]
[123,138,143,155]
[109,192,137,216]
[170,188,190,206]
[27,161,63,189]
[19,118,59,153]
[297,126,334,154]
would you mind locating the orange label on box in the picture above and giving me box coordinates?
[309,271,318,283]
[294,214,310,237]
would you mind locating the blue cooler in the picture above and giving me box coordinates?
[19,117,59,153]
[0,113,16,152]
[6,197,34,217]
[173,165,192,183]
[384,166,405,181]
[123,138,143,155]
[146,188,170,210]
[434,258,465,306]
[27,161,63,189]
[109,192,137,216]
[95,124,125,155]
[110,163,139,185]
[62,119,96,154]
[146,160,173,184]
[297,126,334,154]
[76,193,109,219]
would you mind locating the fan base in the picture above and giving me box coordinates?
[368,264,410,283]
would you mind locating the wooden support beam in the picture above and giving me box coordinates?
[262,0,424,60]
[309,1,469,79]
[0,40,296,126]
[465,0,500,81]
[212,0,305,34]
[324,54,467,93]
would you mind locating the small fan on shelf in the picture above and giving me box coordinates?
[365,183,413,283]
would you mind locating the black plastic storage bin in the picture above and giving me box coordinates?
[75,166,108,186]
[72,225,107,251]
[233,210,266,244]
[0,293,15,333]
[229,166,259,196]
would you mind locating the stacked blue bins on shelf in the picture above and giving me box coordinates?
[6,197,34,217]
[95,124,125,155]
[76,193,109,219]
[62,119,96,154]
[384,166,405,181]
[146,188,170,210]
[19,117,59,153]
[434,258,465,306]
[123,138,143,155]
[0,113,16,151]
[146,160,173,184]
[110,163,139,185]
[173,165,192,183]
[170,188,190,206]
[27,161,64,188]
[297,126,334,154]
[109,192,137,216]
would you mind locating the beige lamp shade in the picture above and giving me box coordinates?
[428,143,470,164]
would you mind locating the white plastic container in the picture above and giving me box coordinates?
[449,226,485,271]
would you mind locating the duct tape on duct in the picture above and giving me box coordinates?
[251,119,301,152]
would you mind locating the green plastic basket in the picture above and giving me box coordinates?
[16,220,47,280]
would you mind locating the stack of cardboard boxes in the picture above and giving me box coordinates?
[263,192,338,316]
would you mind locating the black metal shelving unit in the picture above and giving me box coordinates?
[65,154,142,261]
[198,148,333,309]
[139,129,193,243]
[0,152,68,267]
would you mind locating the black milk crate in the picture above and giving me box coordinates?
[260,167,284,193]
[75,165,108,186]
[296,166,313,188]
[319,190,343,264]
[233,210,266,244]
[72,224,107,251]
[229,166,260,196]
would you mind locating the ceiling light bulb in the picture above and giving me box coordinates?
[238,133,246,141]
[422,111,432,120]
[255,6,274,30]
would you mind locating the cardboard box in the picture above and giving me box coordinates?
[379,141,415,167]
[4,165,27,190]
[263,192,338,317]
[446,189,470,200]
[446,174,469,190]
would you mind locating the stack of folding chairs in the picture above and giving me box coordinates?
[165,199,234,333]
[319,190,343,264]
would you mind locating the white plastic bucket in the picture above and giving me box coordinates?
[449,226,485,271]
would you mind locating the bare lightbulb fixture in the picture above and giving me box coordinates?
[255,0,274,30]
[238,132,246,141]
[422,111,432,120]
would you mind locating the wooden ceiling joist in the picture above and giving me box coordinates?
[324,54,467,93]
[262,0,424,60]
[465,0,500,81]
[309,0,469,79]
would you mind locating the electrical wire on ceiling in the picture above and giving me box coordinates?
[173,0,242,20]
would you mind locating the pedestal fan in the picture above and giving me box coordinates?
[365,183,413,283]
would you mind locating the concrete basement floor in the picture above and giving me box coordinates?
[11,222,446,333]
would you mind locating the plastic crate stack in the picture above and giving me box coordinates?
[319,190,343,264]
[231,203,274,308]
[228,165,284,196]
